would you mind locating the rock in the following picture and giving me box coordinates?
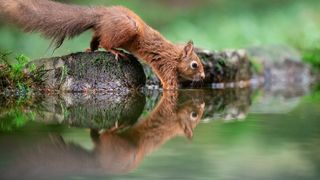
[247,45,314,91]
[27,51,146,92]
[193,49,252,85]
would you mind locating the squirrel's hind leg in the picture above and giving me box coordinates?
[90,35,100,51]
[85,34,100,52]
[99,16,138,58]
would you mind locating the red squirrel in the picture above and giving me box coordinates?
[92,91,205,174]
[0,0,205,89]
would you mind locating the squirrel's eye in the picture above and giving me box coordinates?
[190,111,198,121]
[190,61,198,69]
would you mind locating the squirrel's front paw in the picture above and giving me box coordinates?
[85,48,92,52]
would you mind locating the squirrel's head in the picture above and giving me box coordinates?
[177,41,205,81]
[177,99,205,139]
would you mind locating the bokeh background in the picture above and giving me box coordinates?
[0,0,320,62]
[1,1,320,179]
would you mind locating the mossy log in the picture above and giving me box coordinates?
[28,49,252,91]
[28,51,146,92]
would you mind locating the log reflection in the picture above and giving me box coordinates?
[0,91,205,178]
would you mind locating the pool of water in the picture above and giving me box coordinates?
[0,87,320,180]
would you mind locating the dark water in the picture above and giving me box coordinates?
[0,87,320,180]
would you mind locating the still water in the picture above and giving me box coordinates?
[0,87,319,180]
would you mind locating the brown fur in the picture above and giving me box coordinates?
[0,0,205,89]
[93,91,205,174]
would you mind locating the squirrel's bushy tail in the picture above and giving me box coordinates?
[0,0,101,48]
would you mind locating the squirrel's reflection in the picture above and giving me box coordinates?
[2,91,205,178]
[91,91,205,174]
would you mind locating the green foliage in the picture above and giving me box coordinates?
[13,54,29,73]
[59,65,69,84]
[0,0,320,64]
[0,94,40,132]
[0,52,46,94]
[302,47,320,70]
[0,109,29,132]
[0,0,320,71]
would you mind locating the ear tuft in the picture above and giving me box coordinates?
[187,40,194,46]
[182,40,194,58]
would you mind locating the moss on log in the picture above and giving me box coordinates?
[28,51,146,92]
[195,49,252,84]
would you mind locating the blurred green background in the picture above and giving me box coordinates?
[1,0,320,61]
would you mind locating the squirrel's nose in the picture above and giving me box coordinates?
[200,72,205,80]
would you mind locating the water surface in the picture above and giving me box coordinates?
[0,87,319,180]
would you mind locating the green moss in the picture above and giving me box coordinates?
[60,65,69,84]
[0,95,40,132]
[0,52,46,94]
[92,58,102,64]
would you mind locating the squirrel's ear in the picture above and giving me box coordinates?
[182,40,194,58]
